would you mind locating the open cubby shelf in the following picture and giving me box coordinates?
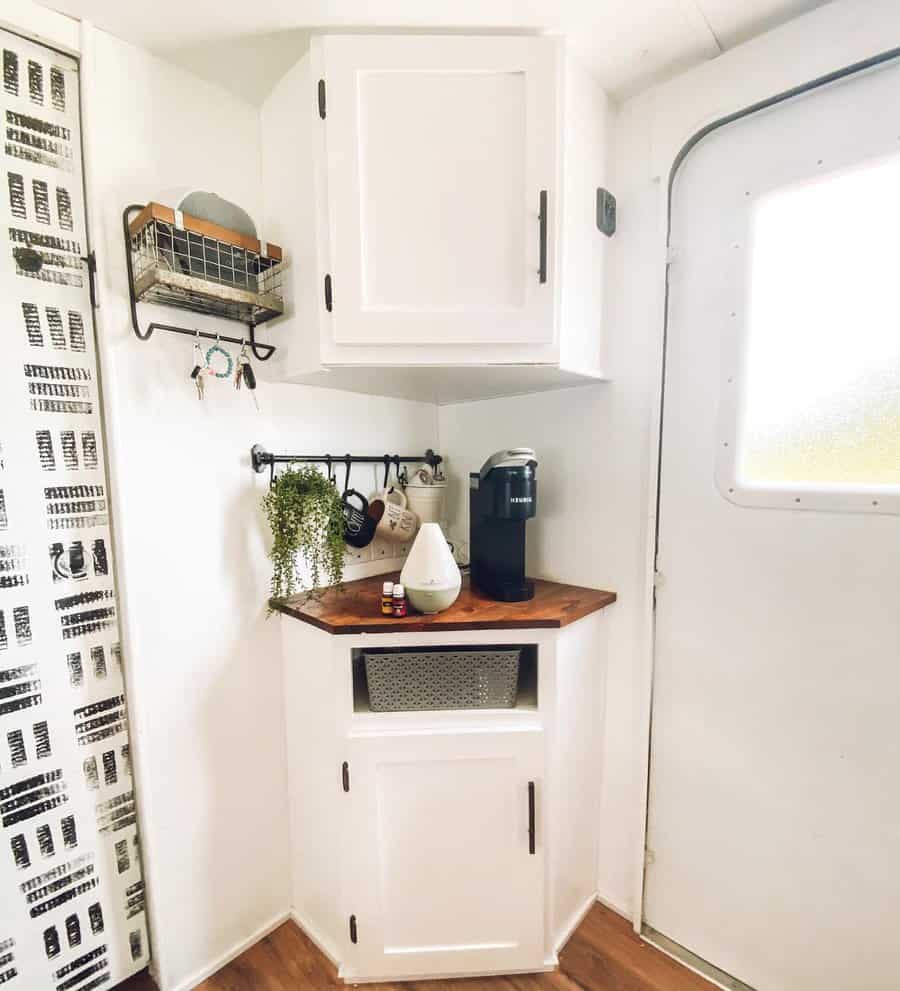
[351,644,538,715]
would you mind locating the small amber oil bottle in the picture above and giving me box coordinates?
[381,581,394,616]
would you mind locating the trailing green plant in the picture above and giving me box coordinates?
[262,465,345,604]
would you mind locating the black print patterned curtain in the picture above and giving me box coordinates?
[0,28,149,988]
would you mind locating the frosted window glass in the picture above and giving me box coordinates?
[738,156,900,489]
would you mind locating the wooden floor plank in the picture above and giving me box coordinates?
[559,906,715,991]
[116,970,157,990]
[117,904,714,991]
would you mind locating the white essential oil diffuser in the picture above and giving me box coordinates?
[400,523,461,614]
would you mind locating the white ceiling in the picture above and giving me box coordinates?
[43,0,830,104]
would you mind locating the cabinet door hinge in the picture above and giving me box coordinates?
[81,251,98,308]
[324,273,333,312]
[349,914,358,944]
[318,79,327,119]
[341,760,350,793]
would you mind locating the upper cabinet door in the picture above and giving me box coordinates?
[318,36,559,346]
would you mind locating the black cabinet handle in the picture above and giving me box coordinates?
[528,781,536,854]
[538,191,548,284]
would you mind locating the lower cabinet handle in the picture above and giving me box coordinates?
[538,190,548,284]
[528,780,536,855]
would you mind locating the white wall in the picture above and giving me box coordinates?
[79,26,439,991]
[439,382,654,915]
[441,0,900,924]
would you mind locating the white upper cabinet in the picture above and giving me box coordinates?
[321,36,557,348]
[260,34,613,404]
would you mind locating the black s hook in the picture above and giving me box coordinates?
[343,456,352,495]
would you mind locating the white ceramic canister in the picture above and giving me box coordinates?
[404,464,447,525]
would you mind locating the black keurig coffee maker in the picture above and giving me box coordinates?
[469,448,537,602]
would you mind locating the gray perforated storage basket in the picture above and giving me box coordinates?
[364,648,521,711]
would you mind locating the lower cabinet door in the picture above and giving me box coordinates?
[341,727,546,980]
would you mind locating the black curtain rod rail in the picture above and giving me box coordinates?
[251,445,442,476]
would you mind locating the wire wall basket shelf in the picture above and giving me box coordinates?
[123,202,284,359]
[127,203,285,325]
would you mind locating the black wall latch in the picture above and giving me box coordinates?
[341,761,350,793]
[82,251,98,307]
[324,274,333,312]
[596,188,616,237]
[349,915,358,944]
[318,79,327,119]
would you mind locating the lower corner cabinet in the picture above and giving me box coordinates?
[342,727,545,979]
[276,576,615,983]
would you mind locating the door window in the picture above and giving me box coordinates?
[717,153,900,513]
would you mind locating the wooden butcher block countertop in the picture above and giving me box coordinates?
[270,572,616,635]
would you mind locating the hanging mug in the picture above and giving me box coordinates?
[342,462,379,548]
[369,486,419,544]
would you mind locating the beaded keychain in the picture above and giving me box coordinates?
[188,333,257,407]
[205,342,234,379]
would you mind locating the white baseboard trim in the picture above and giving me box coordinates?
[161,894,626,991]
[289,909,341,969]
[554,891,599,955]
[167,909,291,991]
[595,891,631,921]
[340,962,556,984]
